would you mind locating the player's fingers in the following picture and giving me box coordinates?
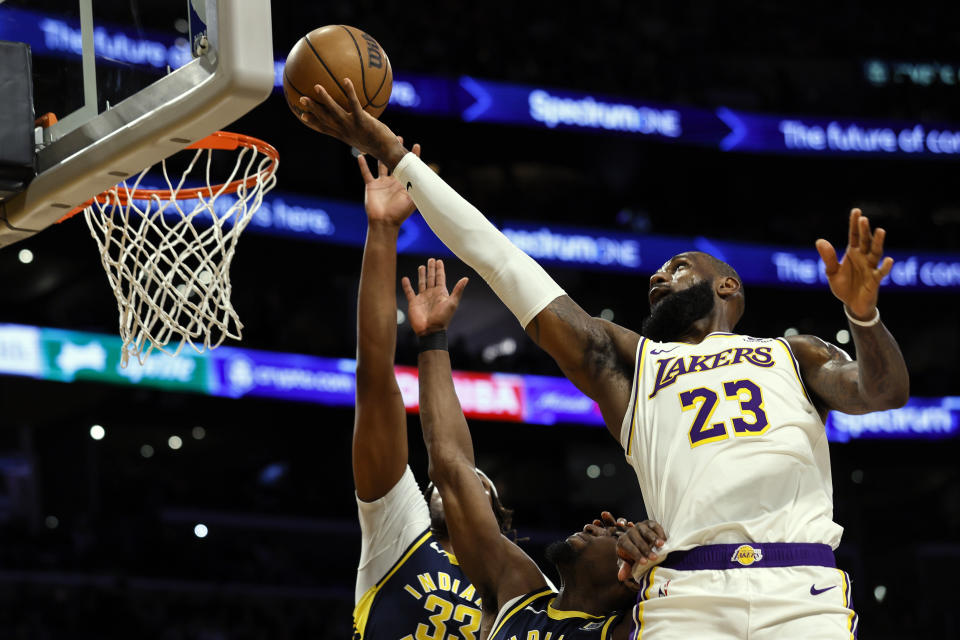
[412,142,422,158]
[436,259,447,290]
[451,277,469,302]
[871,227,886,257]
[634,522,661,559]
[599,511,617,527]
[617,559,639,586]
[877,256,894,279]
[418,265,426,293]
[650,521,668,546]
[815,239,840,275]
[298,111,328,134]
[848,208,860,250]
[401,277,416,302]
[627,525,654,556]
[858,215,872,254]
[341,78,365,115]
[426,258,437,288]
[617,535,648,565]
[357,154,374,184]
[308,85,346,119]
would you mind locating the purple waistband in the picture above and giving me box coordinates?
[659,543,836,571]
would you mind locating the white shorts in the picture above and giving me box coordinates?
[629,543,859,640]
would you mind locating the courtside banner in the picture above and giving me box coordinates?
[0,323,956,440]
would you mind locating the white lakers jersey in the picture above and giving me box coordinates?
[619,332,843,567]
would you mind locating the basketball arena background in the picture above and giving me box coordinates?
[1,1,959,637]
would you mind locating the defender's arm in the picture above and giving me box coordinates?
[418,347,547,609]
[353,150,420,501]
[405,260,547,610]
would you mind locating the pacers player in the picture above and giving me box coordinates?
[405,257,667,639]
[350,144,513,640]
[301,81,909,638]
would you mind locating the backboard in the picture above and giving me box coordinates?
[0,0,275,249]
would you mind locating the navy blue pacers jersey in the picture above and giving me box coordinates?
[353,527,484,640]
[488,588,624,640]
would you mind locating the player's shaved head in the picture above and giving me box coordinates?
[692,252,742,284]
[690,252,745,326]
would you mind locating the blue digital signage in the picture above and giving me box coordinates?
[0,322,956,441]
[11,6,960,160]
[112,188,960,292]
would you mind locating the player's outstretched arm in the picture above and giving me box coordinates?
[353,144,422,501]
[405,259,547,611]
[787,208,909,415]
[301,79,639,437]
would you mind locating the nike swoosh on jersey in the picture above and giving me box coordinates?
[649,347,678,355]
[810,584,837,596]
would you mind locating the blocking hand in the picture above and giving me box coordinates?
[299,78,407,167]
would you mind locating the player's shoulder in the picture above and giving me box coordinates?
[596,318,642,354]
[784,333,853,369]
[704,331,780,344]
[640,332,779,352]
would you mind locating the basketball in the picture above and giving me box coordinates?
[282,25,393,127]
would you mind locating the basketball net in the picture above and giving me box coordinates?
[75,131,278,367]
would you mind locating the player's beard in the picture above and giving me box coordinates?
[545,539,580,568]
[642,281,715,343]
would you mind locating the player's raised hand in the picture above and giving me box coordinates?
[402,259,469,336]
[616,519,668,583]
[359,138,421,227]
[815,208,894,320]
[300,78,407,167]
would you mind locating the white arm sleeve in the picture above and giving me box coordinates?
[355,465,431,603]
[393,153,566,328]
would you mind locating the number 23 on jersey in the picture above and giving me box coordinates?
[680,379,770,448]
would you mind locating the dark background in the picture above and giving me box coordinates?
[1,1,959,637]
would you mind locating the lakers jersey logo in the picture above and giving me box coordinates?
[648,346,775,398]
[730,545,763,566]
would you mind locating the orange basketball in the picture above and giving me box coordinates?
[282,25,393,128]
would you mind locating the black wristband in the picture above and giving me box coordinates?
[418,330,448,353]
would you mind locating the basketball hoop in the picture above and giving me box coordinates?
[74,131,279,367]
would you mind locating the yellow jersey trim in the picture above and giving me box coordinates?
[489,587,555,639]
[637,567,657,640]
[600,612,619,639]
[838,569,855,639]
[352,529,434,639]
[626,337,647,453]
[546,599,605,620]
[774,338,816,408]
